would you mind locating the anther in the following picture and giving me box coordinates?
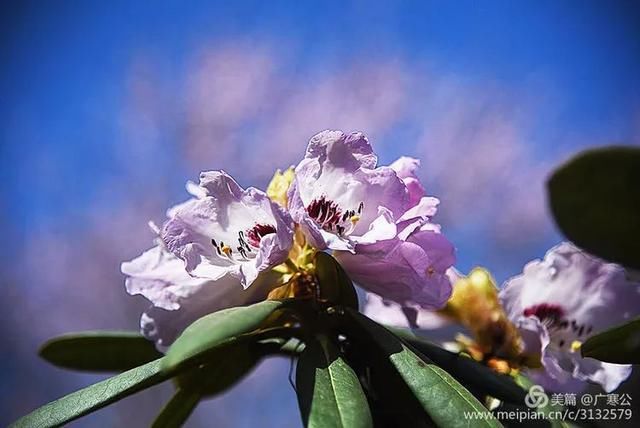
[211,239,222,255]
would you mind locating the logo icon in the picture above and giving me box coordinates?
[525,385,549,409]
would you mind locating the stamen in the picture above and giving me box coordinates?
[211,239,222,255]
[209,224,276,263]
[237,246,247,259]
[306,196,365,236]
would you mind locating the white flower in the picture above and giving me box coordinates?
[500,242,640,392]
[161,170,294,288]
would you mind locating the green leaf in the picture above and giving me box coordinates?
[344,310,502,428]
[548,146,640,269]
[296,336,373,428]
[389,327,526,404]
[581,317,640,364]
[162,300,284,373]
[315,252,359,309]
[175,333,306,399]
[339,328,433,427]
[176,341,263,397]
[152,388,201,428]
[10,358,171,428]
[39,331,162,372]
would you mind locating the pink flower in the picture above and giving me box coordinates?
[289,130,455,307]
[162,170,294,288]
[122,239,271,349]
[500,242,640,392]
[123,173,292,348]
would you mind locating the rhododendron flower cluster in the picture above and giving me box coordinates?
[16,131,639,428]
[364,243,640,393]
[122,130,640,396]
[123,130,456,347]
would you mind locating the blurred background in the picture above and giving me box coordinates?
[1,1,639,426]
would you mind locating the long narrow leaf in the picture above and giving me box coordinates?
[315,252,359,309]
[345,310,502,428]
[152,388,201,428]
[296,336,373,428]
[39,331,162,372]
[10,358,170,428]
[389,327,526,404]
[162,300,284,373]
[581,318,640,364]
[177,342,263,397]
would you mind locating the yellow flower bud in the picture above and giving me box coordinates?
[266,167,295,208]
[440,267,524,363]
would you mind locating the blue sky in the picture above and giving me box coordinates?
[1,1,639,426]
[2,1,639,228]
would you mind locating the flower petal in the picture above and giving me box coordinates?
[363,292,453,330]
[305,130,377,170]
[290,130,408,250]
[336,229,455,308]
[121,244,209,311]
[166,181,208,218]
[390,156,426,207]
[501,242,640,391]
[139,273,273,350]
[161,171,293,287]
[501,242,640,338]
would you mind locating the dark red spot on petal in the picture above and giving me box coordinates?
[306,196,343,228]
[245,224,276,247]
[523,303,565,326]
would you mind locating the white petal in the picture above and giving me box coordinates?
[121,245,209,310]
